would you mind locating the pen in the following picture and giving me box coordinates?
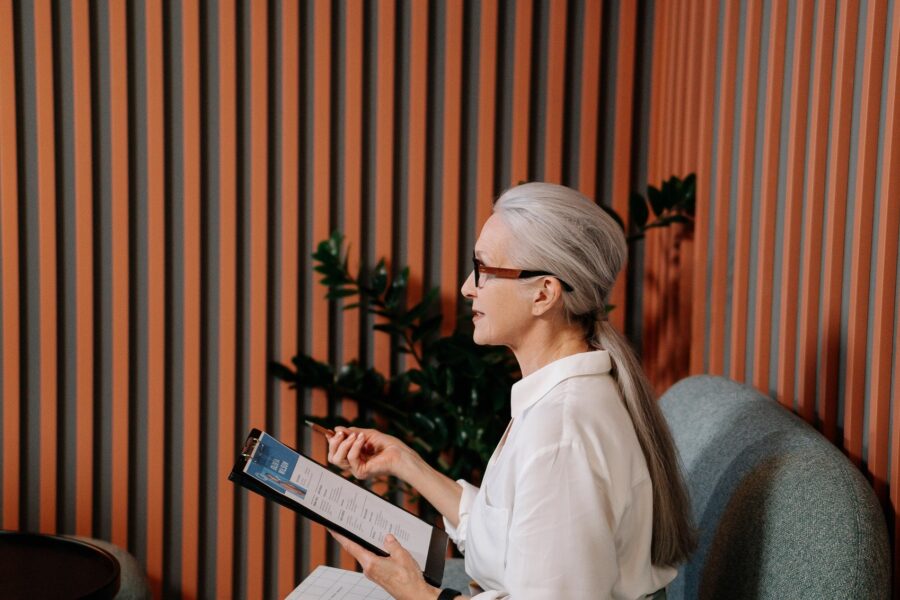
[304,420,336,438]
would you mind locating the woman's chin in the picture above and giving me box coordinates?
[471,325,489,346]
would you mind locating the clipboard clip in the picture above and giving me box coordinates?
[241,436,260,459]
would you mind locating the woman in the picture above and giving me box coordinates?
[326,183,696,599]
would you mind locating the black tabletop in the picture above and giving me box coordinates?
[0,531,120,600]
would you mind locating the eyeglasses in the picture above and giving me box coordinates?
[472,254,573,291]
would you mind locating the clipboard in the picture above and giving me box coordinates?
[229,428,448,587]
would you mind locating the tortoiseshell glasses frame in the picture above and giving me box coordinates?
[472,254,573,292]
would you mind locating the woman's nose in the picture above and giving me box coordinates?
[461,271,476,298]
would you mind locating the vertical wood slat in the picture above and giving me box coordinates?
[366,0,396,530]
[681,0,702,174]
[644,0,665,383]
[729,0,764,383]
[751,0,789,393]
[676,2,706,379]
[439,1,461,336]
[179,1,201,593]
[670,0,688,175]
[577,0,601,201]
[666,0,684,388]
[34,0,59,535]
[675,1,706,379]
[852,0,890,496]
[214,1,237,596]
[309,0,332,574]
[108,0,131,548]
[344,0,363,287]
[681,0,705,381]
[609,0,636,335]
[396,0,422,515]
[397,0,422,517]
[374,0,395,355]
[675,225,692,387]
[340,0,363,571]
[689,0,720,375]
[0,0,20,533]
[820,0,860,446]
[475,0,496,229]
[658,0,673,179]
[776,0,816,410]
[246,1,269,595]
[874,0,900,524]
[71,0,94,538]
[144,0,166,594]
[406,0,428,303]
[659,0,679,388]
[674,0,690,388]
[643,0,665,384]
[278,1,300,591]
[667,0,690,389]
[650,0,674,386]
[510,0,533,186]
[543,0,566,184]
[796,0,837,422]
[707,0,741,376]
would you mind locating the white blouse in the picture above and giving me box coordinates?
[443,350,677,599]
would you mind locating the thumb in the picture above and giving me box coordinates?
[383,534,400,552]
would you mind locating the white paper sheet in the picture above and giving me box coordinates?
[285,566,394,600]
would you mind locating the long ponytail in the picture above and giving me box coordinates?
[589,315,697,565]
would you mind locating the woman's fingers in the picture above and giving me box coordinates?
[328,530,423,593]
[326,430,345,463]
[328,431,358,467]
[346,433,368,477]
[326,430,341,455]
[328,530,375,571]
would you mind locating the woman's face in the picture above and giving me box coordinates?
[460,214,537,348]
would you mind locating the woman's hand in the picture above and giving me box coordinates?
[326,427,417,481]
[329,531,441,600]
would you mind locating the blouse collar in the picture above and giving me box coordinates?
[510,350,612,419]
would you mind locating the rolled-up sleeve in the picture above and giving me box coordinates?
[443,479,481,554]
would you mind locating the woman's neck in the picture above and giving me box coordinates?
[510,325,591,377]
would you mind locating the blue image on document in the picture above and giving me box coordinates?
[245,432,308,500]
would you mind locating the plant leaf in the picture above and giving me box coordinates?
[270,361,297,382]
[647,186,665,217]
[629,192,649,229]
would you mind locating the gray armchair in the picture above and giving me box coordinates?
[660,375,890,599]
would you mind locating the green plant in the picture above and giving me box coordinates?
[623,173,696,242]
[271,232,518,504]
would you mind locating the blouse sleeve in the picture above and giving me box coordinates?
[476,441,619,599]
[442,479,481,554]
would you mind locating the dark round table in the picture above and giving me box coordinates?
[0,531,120,599]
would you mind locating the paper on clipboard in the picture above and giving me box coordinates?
[242,431,434,570]
[285,566,393,600]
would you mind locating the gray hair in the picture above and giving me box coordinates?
[494,182,626,320]
[494,182,696,567]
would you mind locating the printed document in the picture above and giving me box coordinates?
[243,431,433,569]
[285,566,393,600]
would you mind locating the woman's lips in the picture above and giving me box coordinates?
[472,310,484,320]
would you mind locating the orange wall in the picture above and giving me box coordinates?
[4,0,898,598]
[645,0,899,594]
[0,1,644,598]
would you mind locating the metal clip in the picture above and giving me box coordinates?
[241,436,259,459]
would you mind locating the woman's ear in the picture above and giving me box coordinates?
[531,277,564,316]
